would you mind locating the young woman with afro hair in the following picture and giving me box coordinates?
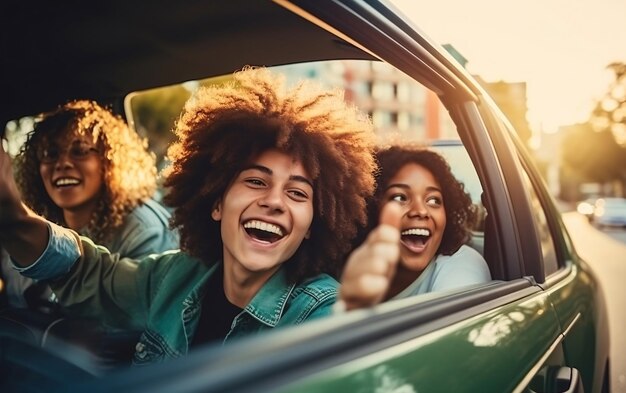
[338,143,491,311]
[0,67,377,364]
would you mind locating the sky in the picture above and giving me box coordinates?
[389,0,626,134]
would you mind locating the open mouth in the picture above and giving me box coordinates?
[54,177,81,188]
[243,219,286,244]
[400,227,431,252]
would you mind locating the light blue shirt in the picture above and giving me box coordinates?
[12,221,81,281]
[80,198,179,259]
[391,244,492,299]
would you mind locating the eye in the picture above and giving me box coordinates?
[389,193,407,203]
[244,178,266,188]
[287,189,309,201]
[39,147,60,162]
[426,196,443,207]
[69,144,91,158]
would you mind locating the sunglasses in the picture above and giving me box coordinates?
[38,142,100,163]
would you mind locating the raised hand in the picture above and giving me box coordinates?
[0,140,50,266]
[0,140,22,226]
[338,201,403,311]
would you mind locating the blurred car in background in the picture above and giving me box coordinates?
[577,198,597,222]
[593,197,626,228]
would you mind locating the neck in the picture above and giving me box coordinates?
[221,258,280,308]
[62,201,98,231]
[386,262,422,300]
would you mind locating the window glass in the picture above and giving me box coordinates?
[431,143,486,235]
[125,60,461,168]
[124,59,484,253]
[371,81,395,101]
[372,110,393,128]
[520,170,559,276]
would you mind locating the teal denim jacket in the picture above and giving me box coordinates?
[35,230,337,365]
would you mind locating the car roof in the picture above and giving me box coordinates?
[1,0,376,123]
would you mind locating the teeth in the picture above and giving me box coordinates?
[243,220,284,236]
[401,228,430,236]
[55,178,80,186]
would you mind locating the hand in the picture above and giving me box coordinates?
[0,139,23,226]
[0,140,50,266]
[338,202,402,311]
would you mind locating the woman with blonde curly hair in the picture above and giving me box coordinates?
[0,67,376,363]
[338,144,491,311]
[1,100,178,309]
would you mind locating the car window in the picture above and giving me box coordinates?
[125,60,487,260]
[125,59,461,156]
[520,168,559,276]
[124,59,492,304]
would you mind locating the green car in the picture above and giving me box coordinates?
[0,1,610,392]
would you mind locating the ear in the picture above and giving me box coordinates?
[304,228,311,239]
[211,201,222,221]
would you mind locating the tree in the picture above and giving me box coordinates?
[590,62,626,146]
[589,62,626,195]
[566,61,626,196]
[561,123,625,183]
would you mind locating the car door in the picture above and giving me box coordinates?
[512,130,610,393]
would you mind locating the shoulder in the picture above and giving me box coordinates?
[294,273,339,302]
[431,245,492,290]
[137,251,209,281]
[125,199,171,228]
[284,274,338,323]
[113,199,179,257]
[436,245,487,268]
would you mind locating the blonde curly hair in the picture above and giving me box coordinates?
[15,100,158,243]
[163,67,377,282]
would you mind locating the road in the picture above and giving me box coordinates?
[562,212,626,393]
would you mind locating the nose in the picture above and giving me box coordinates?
[258,186,286,213]
[53,150,75,169]
[407,200,429,219]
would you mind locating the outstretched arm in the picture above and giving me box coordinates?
[338,202,402,311]
[0,140,49,266]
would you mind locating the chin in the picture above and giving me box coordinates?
[240,257,282,272]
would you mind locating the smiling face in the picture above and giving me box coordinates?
[38,128,104,227]
[211,149,314,280]
[381,163,446,273]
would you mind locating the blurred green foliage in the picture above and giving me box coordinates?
[561,62,626,193]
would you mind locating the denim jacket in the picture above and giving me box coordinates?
[31,229,338,365]
[2,198,178,309]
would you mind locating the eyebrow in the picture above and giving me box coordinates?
[385,183,442,193]
[242,164,314,188]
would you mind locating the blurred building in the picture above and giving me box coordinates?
[476,78,532,146]
[277,58,459,143]
[342,60,458,141]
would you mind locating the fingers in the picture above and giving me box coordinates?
[339,274,389,311]
[340,239,400,310]
[379,200,403,229]
[0,138,23,225]
[339,202,403,311]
